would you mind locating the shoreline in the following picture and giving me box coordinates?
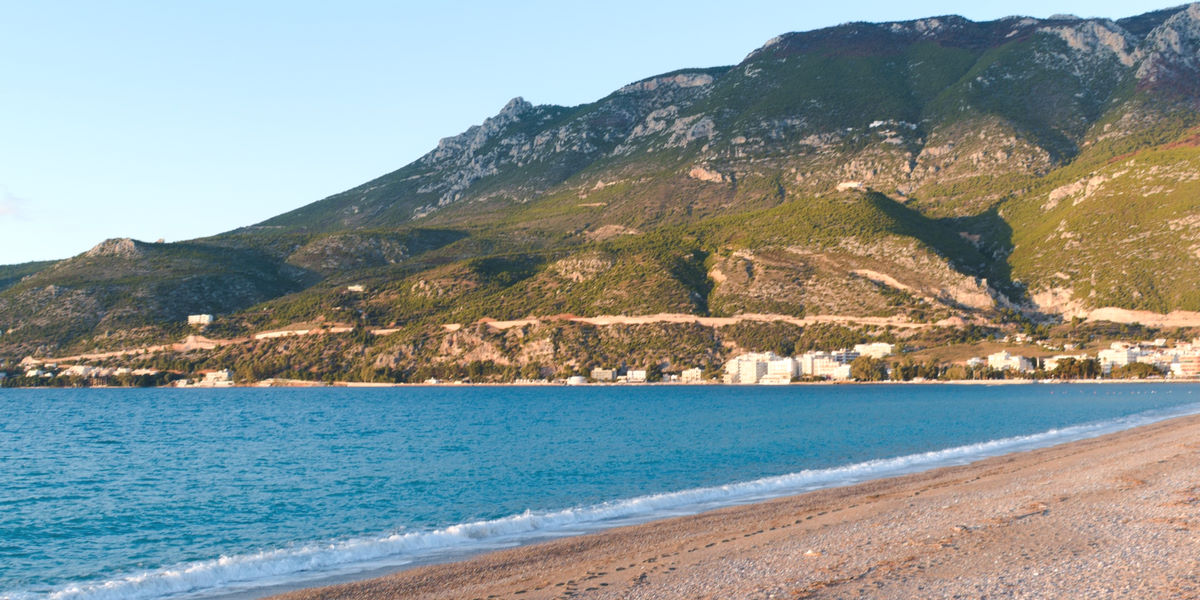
[6,378,1199,390]
[269,411,1200,600]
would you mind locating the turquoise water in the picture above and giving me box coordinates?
[2,384,1199,599]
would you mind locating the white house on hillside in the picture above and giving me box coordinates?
[987,351,1033,373]
[854,342,895,358]
[187,314,214,326]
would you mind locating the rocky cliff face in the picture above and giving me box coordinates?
[1137,4,1200,93]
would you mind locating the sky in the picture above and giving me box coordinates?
[0,0,1178,264]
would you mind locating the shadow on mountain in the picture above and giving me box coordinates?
[866,193,1019,304]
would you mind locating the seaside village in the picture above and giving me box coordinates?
[6,312,1200,386]
[704,338,1200,385]
[716,343,895,385]
[7,338,1200,388]
[565,337,1200,385]
[11,338,1200,384]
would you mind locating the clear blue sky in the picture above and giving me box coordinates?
[0,0,1175,264]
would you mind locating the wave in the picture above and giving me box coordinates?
[24,400,1200,600]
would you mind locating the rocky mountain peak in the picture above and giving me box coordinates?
[429,97,535,160]
[886,15,971,38]
[498,96,533,119]
[1041,19,1138,66]
[618,72,716,94]
[84,238,143,259]
[1136,3,1200,86]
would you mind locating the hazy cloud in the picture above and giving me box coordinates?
[0,186,26,220]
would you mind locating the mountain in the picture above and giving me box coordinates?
[4,5,1200,368]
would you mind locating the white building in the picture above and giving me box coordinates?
[966,357,985,368]
[626,369,648,383]
[760,356,796,385]
[680,367,704,383]
[830,364,853,381]
[187,314,214,326]
[812,354,846,379]
[739,360,766,384]
[854,342,895,359]
[195,369,234,387]
[724,352,779,384]
[346,285,366,293]
[812,357,843,378]
[590,367,617,381]
[796,352,821,376]
[987,351,1033,373]
[1136,353,1172,371]
[1172,354,1200,378]
[566,375,587,385]
[797,350,859,379]
[1098,344,1139,374]
[60,365,98,378]
[767,357,797,378]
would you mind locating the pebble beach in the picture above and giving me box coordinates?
[273,413,1200,599]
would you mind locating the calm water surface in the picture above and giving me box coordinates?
[1,384,1198,599]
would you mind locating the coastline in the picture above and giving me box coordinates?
[131,377,1200,388]
[271,412,1200,600]
[8,377,1195,389]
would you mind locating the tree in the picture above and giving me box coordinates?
[520,362,543,380]
[850,356,888,382]
[942,365,969,380]
[1050,358,1101,380]
[646,362,664,382]
[1111,362,1161,379]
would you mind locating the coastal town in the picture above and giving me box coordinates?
[714,338,1200,384]
[6,321,1200,387]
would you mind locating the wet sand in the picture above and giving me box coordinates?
[274,414,1200,599]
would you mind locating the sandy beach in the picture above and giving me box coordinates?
[273,413,1200,600]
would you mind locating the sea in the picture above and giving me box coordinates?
[2,383,1199,600]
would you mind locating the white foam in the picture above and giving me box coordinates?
[19,400,1200,600]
